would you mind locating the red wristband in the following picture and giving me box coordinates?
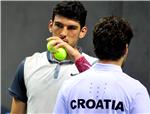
[75,56,91,73]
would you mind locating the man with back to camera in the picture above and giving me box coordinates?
[53,16,150,114]
[8,1,97,113]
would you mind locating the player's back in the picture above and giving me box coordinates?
[55,63,150,114]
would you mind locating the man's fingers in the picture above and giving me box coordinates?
[46,36,59,41]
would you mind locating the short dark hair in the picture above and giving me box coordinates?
[93,16,133,60]
[52,1,87,28]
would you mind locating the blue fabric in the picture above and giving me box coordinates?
[8,59,27,103]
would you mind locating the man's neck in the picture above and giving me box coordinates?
[99,57,124,67]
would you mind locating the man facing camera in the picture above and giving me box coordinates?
[9,1,97,114]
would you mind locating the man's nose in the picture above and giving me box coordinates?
[59,27,68,39]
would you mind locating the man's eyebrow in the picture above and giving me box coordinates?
[54,21,63,25]
[55,21,78,27]
[54,21,61,23]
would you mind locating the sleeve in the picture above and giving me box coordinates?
[8,59,28,103]
[131,87,150,114]
[52,83,69,114]
[75,56,91,73]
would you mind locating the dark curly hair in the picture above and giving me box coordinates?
[93,16,133,61]
[52,1,87,28]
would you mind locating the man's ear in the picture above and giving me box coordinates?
[79,26,88,39]
[48,19,53,33]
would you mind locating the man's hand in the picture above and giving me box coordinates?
[47,37,82,61]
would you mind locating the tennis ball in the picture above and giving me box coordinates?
[47,41,56,52]
[54,48,67,61]
[47,41,67,61]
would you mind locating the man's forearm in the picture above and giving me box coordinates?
[10,97,27,114]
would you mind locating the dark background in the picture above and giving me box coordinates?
[1,1,150,113]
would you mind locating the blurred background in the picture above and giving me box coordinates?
[1,1,150,113]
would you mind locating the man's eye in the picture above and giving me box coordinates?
[55,23,63,28]
[68,26,78,30]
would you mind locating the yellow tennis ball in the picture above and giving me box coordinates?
[47,41,56,52]
[47,41,67,61]
[54,48,67,61]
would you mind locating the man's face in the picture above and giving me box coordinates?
[49,15,87,48]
